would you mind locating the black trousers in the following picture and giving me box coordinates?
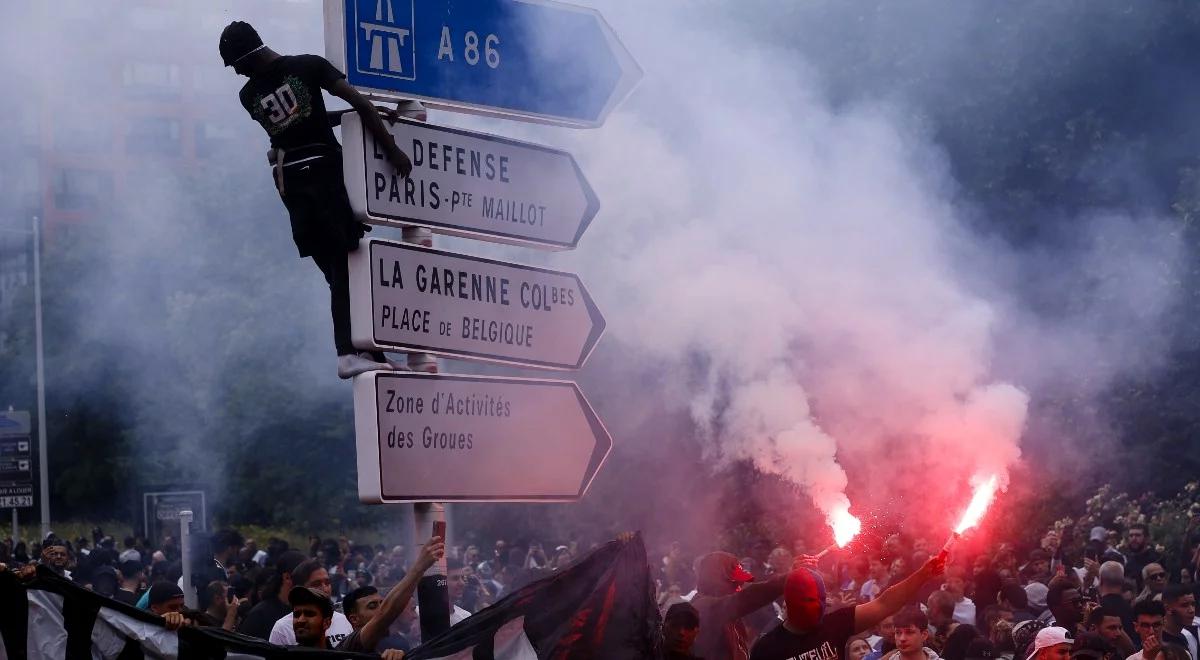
[277,155,371,358]
[309,248,355,356]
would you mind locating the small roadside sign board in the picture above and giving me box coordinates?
[0,484,32,509]
[348,238,604,370]
[352,371,611,502]
[341,113,599,250]
[323,0,641,127]
[143,490,207,542]
[0,411,32,508]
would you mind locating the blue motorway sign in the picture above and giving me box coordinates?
[324,0,641,127]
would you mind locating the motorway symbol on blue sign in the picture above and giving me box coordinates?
[323,0,642,127]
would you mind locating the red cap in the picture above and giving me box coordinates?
[731,563,755,584]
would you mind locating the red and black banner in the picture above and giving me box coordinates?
[407,533,660,660]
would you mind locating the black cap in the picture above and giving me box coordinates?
[219,21,263,66]
[148,581,185,605]
[289,586,333,619]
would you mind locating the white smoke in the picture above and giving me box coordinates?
[495,0,1185,531]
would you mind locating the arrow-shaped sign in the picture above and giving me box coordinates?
[341,114,599,250]
[352,371,612,502]
[349,238,605,370]
[324,0,642,127]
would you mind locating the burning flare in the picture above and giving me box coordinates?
[830,505,862,548]
[953,474,998,534]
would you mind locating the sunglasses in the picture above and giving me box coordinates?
[1150,573,1167,580]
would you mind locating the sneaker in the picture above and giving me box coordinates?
[337,352,392,379]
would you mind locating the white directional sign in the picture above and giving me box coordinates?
[349,238,605,370]
[353,371,612,502]
[342,114,599,250]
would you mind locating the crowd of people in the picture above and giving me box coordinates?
[0,525,598,654]
[654,522,1200,660]
[1,520,1198,660]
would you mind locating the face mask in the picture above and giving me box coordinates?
[785,568,826,630]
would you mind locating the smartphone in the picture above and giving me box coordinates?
[433,520,446,540]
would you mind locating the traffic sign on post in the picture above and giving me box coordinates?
[341,113,599,249]
[323,0,641,127]
[0,411,33,509]
[348,238,605,370]
[352,371,611,502]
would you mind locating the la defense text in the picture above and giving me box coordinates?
[372,136,549,228]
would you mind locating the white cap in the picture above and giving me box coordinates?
[1025,627,1073,660]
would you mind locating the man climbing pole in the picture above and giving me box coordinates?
[219,21,414,378]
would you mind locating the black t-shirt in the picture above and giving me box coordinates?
[239,55,344,150]
[237,596,291,640]
[750,607,856,660]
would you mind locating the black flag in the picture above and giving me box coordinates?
[407,533,661,660]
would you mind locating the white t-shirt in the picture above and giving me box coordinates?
[861,578,885,602]
[952,597,976,625]
[269,611,353,647]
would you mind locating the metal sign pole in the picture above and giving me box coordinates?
[32,216,50,538]
[390,100,452,641]
[179,509,196,609]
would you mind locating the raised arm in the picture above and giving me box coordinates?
[720,576,787,620]
[357,536,445,651]
[329,78,413,178]
[853,553,946,634]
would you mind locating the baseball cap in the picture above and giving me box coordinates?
[1026,627,1073,660]
[1089,526,1108,543]
[148,581,185,605]
[1012,619,1047,653]
[219,21,264,66]
[288,586,333,619]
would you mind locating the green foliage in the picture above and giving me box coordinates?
[1010,482,1200,573]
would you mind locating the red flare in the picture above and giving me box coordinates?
[953,475,998,535]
